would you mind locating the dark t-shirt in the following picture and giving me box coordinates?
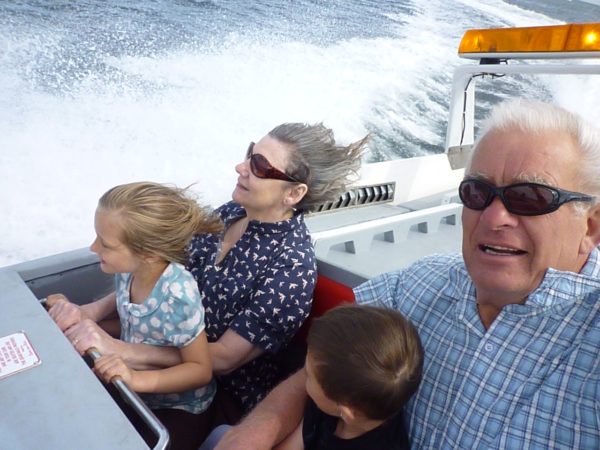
[302,398,410,450]
[187,201,316,410]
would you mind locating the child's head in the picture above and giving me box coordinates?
[305,304,423,422]
[93,181,223,265]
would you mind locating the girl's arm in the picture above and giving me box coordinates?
[94,330,212,393]
[83,291,118,321]
[81,324,262,374]
[64,317,183,370]
[209,329,264,375]
[48,292,117,331]
[98,318,122,338]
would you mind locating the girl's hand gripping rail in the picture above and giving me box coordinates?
[87,347,170,450]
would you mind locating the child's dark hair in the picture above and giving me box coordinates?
[98,181,223,264]
[307,304,423,421]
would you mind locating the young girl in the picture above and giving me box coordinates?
[48,181,223,450]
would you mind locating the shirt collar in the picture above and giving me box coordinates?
[527,246,600,307]
[220,201,303,235]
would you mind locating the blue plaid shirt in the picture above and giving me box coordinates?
[354,249,600,449]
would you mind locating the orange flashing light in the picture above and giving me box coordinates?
[459,23,600,57]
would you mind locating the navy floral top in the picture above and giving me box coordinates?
[187,201,316,409]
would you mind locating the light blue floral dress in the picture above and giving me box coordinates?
[115,262,215,414]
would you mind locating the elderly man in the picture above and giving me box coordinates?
[212,99,600,449]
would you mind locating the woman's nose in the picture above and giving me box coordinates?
[235,159,250,176]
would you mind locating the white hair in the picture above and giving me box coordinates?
[467,99,600,201]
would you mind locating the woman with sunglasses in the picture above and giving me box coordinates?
[50,123,366,443]
[183,123,367,424]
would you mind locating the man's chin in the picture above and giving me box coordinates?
[472,273,538,303]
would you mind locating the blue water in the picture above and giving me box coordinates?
[1,0,599,265]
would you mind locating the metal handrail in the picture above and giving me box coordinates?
[38,298,169,450]
[87,348,170,450]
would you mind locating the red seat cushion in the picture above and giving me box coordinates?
[293,275,355,344]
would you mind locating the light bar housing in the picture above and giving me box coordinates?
[459,23,600,59]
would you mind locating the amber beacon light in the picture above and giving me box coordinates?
[458,23,600,59]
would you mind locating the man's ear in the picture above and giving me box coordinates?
[580,204,600,254]
[285,183,308,208]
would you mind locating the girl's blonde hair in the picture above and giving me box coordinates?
[98,181,223,264]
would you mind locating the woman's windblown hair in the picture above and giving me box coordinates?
[269,123,369,212]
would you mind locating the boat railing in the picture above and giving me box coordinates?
[310,202,462,258]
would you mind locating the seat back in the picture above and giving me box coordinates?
[294,274,355,344]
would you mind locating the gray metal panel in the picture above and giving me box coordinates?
[0,270,148,450]
[311,199,464,281]
[315,220,463,280]
[306,204,411,232]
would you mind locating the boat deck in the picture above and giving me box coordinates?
[0,270,149,449]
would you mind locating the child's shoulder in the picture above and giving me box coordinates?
[160,262,201,303]
[377,410,411,450]
[164,261,194,278]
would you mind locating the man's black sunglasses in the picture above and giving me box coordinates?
[459,178,594,216]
